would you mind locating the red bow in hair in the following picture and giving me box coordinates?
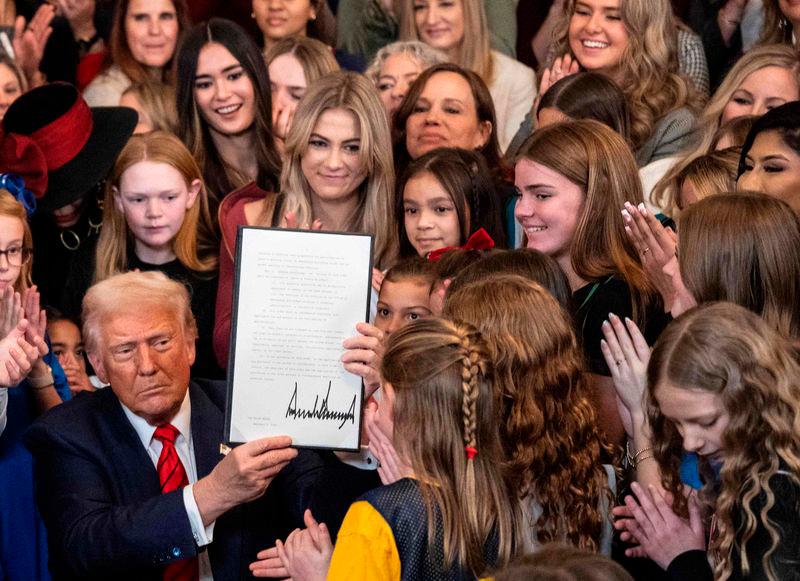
[426,228,495,262]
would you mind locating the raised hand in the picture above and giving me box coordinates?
[0,287,22,340]
[283,211,324,231]
[341,322,384,399]
[537,53,580,102]
[600,313,650,432]
[12,4,54,84]
[21,286,47,353]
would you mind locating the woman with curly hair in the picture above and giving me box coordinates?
[616,302,800,581]
[548,0,702,166]
[444,275,613,554]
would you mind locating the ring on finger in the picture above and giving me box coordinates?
[616,360,623,366]
[642,247,651,254]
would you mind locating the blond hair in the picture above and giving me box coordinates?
[95,131,218,282]
[648,302,800,581]
[516,120,654,323]
[263,35,340,83]
[121,81,178,134]
[652,147,740,216]
[553,0,701,151]
[444,276,611,551]
[382,317,521,575]
[82,270,196,354]
[651,44,800,211]
[274,71,398,267]
[0,189,32,292]
[397,0,494,82]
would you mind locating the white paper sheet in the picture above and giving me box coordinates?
[226,227,372,450]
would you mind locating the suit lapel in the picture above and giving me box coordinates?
[189,381,224,480]
[96,388,161,499]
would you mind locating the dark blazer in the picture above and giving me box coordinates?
[24,379,319,581]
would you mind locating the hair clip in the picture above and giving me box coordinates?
[427,228,495,262]
[465,446,478,460]
[0,173,36,217]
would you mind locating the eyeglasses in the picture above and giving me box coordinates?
[0,246,32,266]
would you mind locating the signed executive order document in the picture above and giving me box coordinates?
[225,227,373,451]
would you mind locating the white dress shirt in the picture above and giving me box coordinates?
[120,390,215,580]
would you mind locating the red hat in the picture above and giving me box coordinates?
[0,82,137,212]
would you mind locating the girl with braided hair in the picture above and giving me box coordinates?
[444,275,613,555]
[261,318,521,580]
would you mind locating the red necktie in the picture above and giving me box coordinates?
[153,424,199,581]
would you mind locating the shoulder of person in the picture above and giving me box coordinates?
[189,378,228,413]
[219,183,277,251]
[23,387,115,448]
[491,50,535,79]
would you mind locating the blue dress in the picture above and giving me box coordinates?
[0,348,70,581]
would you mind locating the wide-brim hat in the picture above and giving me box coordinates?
[0,82,137,212]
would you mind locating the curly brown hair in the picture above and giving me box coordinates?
[648,302,800,581]
[444,275,611,551]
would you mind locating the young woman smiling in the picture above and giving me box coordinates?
[176,18,282,220]
[514,119,665,446]
[84,0,189,107]
[251,0,336,52]
[550,0,701,166]
[398,0,535,151]
[213,71,397,367]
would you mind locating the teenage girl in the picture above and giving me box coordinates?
[95,131,222,378]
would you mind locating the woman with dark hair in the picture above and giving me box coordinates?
[251,0,337,51]
[506,72,632,160]
[176,17,282,218]
[737,100,800,212]
[396,147,506,259]
[83,0,190,106]
[392,63,516,245]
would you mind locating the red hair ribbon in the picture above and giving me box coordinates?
[465,446,478,460]
[426,228,495,262]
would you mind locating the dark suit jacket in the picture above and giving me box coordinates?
[24,379,320,581]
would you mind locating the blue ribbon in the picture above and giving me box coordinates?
[0,173,36,217]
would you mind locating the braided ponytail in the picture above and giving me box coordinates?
[458,329,484,459]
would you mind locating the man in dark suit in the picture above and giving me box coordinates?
[25,270,310,580]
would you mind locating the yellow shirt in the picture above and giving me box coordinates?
[327,501,401,581]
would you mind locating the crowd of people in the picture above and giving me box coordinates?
[0,0,799,579]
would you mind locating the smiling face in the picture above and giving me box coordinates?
[375,278,433,336]
[377,52,424,116]
[115,160,200,264]
[403,171,462,256]
[269,52,308,139]
[721,66,800,124]
[405,71,491,159]
[655,381,730,460]
[300,107,367,205]
[568,0,628,75]
[412,0,465,56]
[514,158,584,265]
[89,306,195,426]
[252,0,315,46]
[193,42,256,137]
[738,130,800,212]
[0,62,22,120]
[0,215,23,291]
[124,0,179,69]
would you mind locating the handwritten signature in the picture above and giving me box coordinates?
[285,381,357,430]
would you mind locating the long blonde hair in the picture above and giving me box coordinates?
[0,190,32,292]
[275,71,397,267]
[263,35,340,82]
[95,132,218,282]
[651,44,800,211]
[444,276,611,551]
[552,0,700,151]
[382,317,521,575]
[516,120,655,323]
[648,302,800,581]
[397,0,493,82]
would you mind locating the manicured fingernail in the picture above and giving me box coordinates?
[609,312,618,320]
[602,321,610,328]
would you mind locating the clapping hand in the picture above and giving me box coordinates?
[613,482,705,568]
[0,319,45,387]
[12,4,54,84]
[0,287,22,340]
[250,510,332,580]
[533,53,580,120]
